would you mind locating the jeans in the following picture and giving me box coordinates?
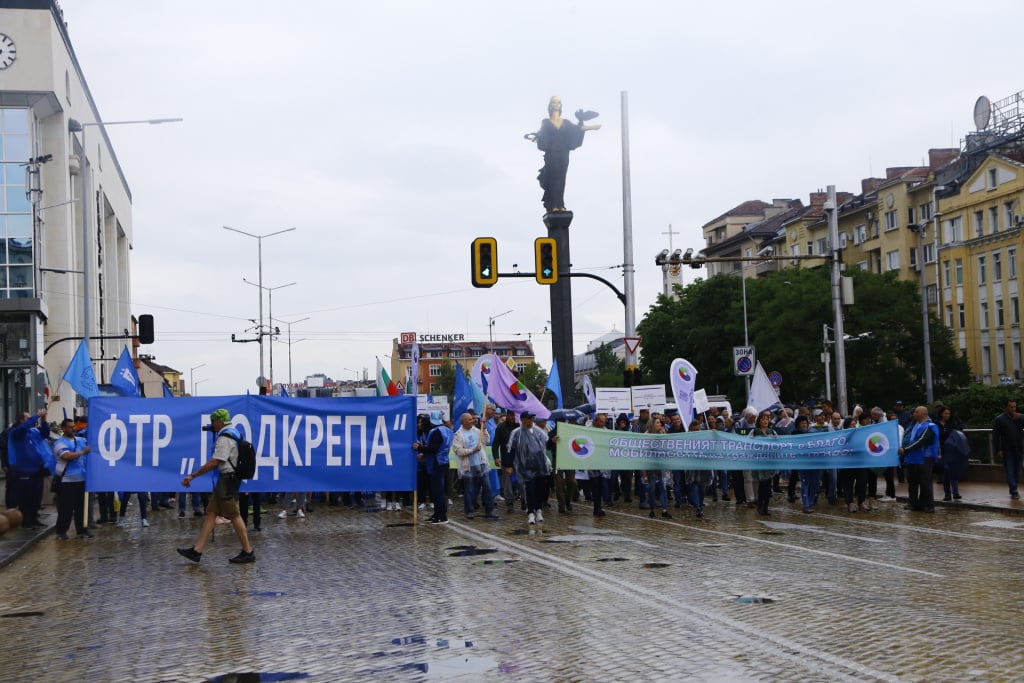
[178,491,204,514]
[429,466,448,521]
[463,472,494,515]
[671,471,686,506]
[644,472,668,511]
[801,470,822,511]
[1002,451,1021,495]
[822,468,838,503]
[524,476,548,514]
[118,492,148,519]
[687,481,705,511]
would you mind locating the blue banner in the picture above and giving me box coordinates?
[86,395,417,493]
[555,420,901,470]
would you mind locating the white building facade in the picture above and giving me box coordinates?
[1,0,135,421]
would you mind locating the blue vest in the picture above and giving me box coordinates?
[54,436,88,479]
[428,426,453,466]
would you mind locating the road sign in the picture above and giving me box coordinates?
[624,337,641,355]
[768,370,783,387]
[734,346,755,376]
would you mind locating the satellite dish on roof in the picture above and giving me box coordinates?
[974,95,992,131]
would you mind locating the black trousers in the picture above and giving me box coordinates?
[15,471,43,525]
[239,492,262,529]
[56,480,87,534]
[906,459,935,510]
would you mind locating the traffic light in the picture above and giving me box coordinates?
[471,237,498,288]
[535,237,558,285]
[137,314,154,344]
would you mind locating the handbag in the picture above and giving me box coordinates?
[50,460,68,494]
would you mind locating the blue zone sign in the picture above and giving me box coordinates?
[86,395,417,493]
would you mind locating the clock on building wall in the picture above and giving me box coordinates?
[0,34,16,70]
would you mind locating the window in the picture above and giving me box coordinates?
[791,244,801,256]
[974,210,984,237]
[994,252,1002,281]
[0,108,35,299]
[945,305,953,327]
[943,260,951,288]
[854,224,867,244]
[1013,297,1020,325]
[946,216,962,243]
[990,206,1000,234]
[978,255,987,284]
[982,346,991,375]
[909,247,918,270]
[1015,343,1022,373]
[988,168,998,189]
[886,250,900,271]
[816,237,828,254]
[921,202,932,222]
[923,243,935,264]
[981,302,989,329]
[515,363,528,374]
[807,241,813,256]
[857,260,868,271]
[998,344,1007,374]
[997,299,1005,327]
[908,206,916,225]
[428,365,441,377]
[426,350,443,359]
[429,383,438,393]
[1010,249,1017,278]
[926,284,937,306]
[958,303,966,328]
[1006,202,1016,228]
[885,210,898,231]
[955,259,963,285]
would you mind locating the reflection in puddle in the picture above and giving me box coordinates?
[596,557,630,562]
[448,547,499,557]
[386,522,416,527]
[231,591,285,597]
[642,563,670,569]
[0,611,44,618]
[732,595,776,604]
[203,674,310,682]
[472,559,520,566]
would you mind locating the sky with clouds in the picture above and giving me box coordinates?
[54,0,1024,395]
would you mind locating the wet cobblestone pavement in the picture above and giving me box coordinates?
[2,492,1023,682]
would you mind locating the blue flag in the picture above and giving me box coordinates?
[111,346,141,397]
[162,383,174,398]
[546,358,564,409]
[453,362,472,418]
[62,339,99,400]
[279,385,289,397]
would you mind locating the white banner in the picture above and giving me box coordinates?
[596,387,632,416]
[630,384,666,414]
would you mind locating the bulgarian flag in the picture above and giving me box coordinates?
[376,357,399,397]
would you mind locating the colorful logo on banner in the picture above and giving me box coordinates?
[866,432,889,455]
[570,436,594,458]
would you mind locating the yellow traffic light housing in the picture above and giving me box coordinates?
[471,237,498,288]
[535,237,558,285]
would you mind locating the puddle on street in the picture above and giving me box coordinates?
[596,557,630,562]
[448,547,498,557]
[385,522,416,527]
[231,591,285,597]
[642,562,670,569]
[203,674,310,682]
[732,595,776,604]
[472,559,519,566]
[446,545,476,550]
[759,530,785,535]
[0,611,44,618]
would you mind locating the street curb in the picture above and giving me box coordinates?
[0,525,53,570]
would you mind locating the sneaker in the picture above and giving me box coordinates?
[848,503,858,513]
[953,494,962,500]
[494,495,505,503]
[278,510,288,518]
[535,510,544,523]
[229,550,256,564]
[55,532,68,540]
[297,508,306,518]
[178,511,185,519]
[1012,493,1021,500]
[141,518,150,528]
[418,503,427,510]
[485,513,500,520]
[78,530,94,538]
[527,512,536,525]
[394,502,402,511]
[661,510,672,518]
[386,502,394,511]
[429,518,448,525]
[466,513,475,520]
[177,546,202,563]
[116,518,126,527]
[859,503,872,512]
[194,510,203,517]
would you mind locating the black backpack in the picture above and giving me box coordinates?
[222,433,257,480]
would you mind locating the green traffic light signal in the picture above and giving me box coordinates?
[535,237,558,285]
[471,237,498,288]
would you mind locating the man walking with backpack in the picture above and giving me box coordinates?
[177,408,255,564]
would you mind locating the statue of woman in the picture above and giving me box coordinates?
[529,96,600,212]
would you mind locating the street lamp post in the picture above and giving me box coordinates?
[274,316,310,387]
[190,362,206,397]
[910,223,934,403]
[68,117,181,364]
[244,279,295,391]
[824,185,849,416]
[488,309,514,353]
[224,226,296,393]
[194,378,208,395]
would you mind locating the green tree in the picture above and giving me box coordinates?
[591,343,625,389]
[516,362,549,401]
[637,267,970,411]
[435,360,458,403]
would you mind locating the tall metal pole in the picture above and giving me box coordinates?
[224,226,296,393]
[826,185,849,416]
[621,91,638,386]
[822,324,832,403]
[918,226,934,403]
[741,269,751,402]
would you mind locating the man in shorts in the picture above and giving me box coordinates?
[176,408,255,564]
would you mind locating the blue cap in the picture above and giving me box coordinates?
[429,410,443,426]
